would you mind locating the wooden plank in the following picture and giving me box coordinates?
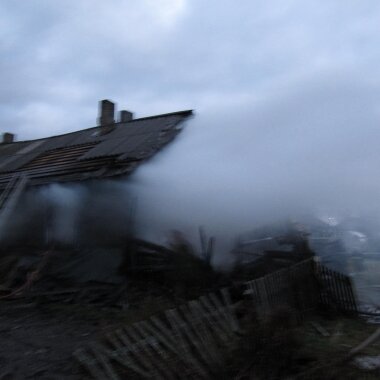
[126,325,168,380]
[335,272,345,311]
[189,299,225,366]
[199,295,232,341]
[106,333,145,374]
[221,288,239,332]
[179,303,219,366]
[257,277,270,316]
[73,348,107,380]
[208,292,235,333]
[114,329,151,375]
[346,276,358,313]
[139,319,177,356]
[343,276,352,311]
[179,305,218,369]
[149,316,206,377]
[267,274,277,308]
[341,276,350,311]
[122,327,159,377]
[91,344,121,380]
[166,309,210,379]
[136,329,167,360]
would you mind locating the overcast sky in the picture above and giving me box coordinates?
[2,1,380,248]
[1,1,379,139]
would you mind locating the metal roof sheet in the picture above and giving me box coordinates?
[109,114,184,139]
[0,109,193,189]
[80,133,159,160]
[78,137,126,160]
[0,141,32,157]
[0,151,42,173]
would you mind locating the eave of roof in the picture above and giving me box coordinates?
[0,109,193,189]
[1,109,193,146]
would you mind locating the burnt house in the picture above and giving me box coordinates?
[0,100,193,247]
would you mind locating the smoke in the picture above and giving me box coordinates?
[129,70,380,258]
[40,184,86,244]
[1,181,135,247]
[3,69,380,264]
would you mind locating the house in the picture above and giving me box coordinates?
[0,100,193,246]
[0,100,192,188]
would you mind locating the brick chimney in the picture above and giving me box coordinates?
[118,110,133,123]
[97,99,115,127]
[2,133,14,144]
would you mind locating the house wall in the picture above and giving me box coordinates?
[0,180,136,248]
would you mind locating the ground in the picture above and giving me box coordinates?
[0,301,102,379]
[0,290,180,380]
[0,300,165,379]
[0,297,379,379]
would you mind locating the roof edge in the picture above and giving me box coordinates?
[2,109,194,146]
[122,109,193,123]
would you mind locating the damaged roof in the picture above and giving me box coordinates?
[0,102,192,189]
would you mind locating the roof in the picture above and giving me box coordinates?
[0,110,193,189]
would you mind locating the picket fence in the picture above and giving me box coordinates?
[75,257,357,379]
[74,288,240,380]
[245,257,357,317]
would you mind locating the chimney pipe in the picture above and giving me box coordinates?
[2,133,14,144]
[97,99,115,126]
[119,110,133,123]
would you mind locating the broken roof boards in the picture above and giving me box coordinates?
[0,102,193,189]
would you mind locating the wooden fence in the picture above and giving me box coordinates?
[75,258,358,379]
[245,257,358,316]
[245,258,319,317]
[74,288,240,380]
[315,260,357,314]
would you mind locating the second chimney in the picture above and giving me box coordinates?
[2,133,14,144]
[119,110,133,123]
[98,99,115,126]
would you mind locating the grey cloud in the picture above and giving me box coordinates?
[2,1,380,138]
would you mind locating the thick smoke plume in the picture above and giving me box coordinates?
[129,71,380,259]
